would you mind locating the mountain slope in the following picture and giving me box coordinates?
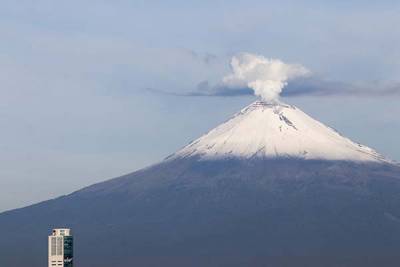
[172,101,386,162]
[0,101,399,267]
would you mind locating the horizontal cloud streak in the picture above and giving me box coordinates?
[147,78,400,98]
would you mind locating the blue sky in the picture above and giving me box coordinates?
[1,0,400,211]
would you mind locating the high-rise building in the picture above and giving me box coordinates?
[48,228,73,267]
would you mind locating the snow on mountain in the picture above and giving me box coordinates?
[172,101,387,162]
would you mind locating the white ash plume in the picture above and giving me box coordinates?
[222,53,310,102]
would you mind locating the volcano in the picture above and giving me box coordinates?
[170,101,386,162]
[1,101,400,267]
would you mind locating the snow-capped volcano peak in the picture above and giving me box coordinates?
[171,101,387,162]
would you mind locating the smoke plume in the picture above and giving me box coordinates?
[222,53,310,102]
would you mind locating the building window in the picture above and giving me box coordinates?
[51,237,57,256]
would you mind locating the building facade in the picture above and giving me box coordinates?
[48,228,73,267]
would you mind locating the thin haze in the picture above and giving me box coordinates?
[0,0,400,212]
